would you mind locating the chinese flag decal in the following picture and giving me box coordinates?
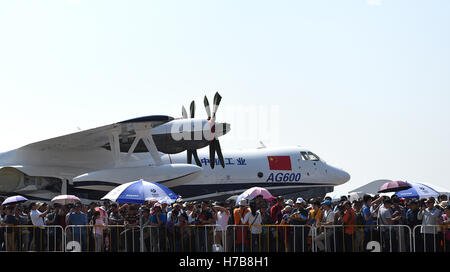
[267,156,292,171]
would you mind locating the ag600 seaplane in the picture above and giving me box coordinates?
[0,93,350,202]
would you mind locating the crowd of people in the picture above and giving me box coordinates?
[0,193,449,252]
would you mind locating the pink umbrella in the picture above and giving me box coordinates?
[378,181,412,193]
[51,195,81,205]
[236,187,276,205]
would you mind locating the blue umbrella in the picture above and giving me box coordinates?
[101,179,179,204]
[395,182,439,199]
[2,195,28,206]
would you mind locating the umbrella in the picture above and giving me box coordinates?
[51,195,80,205]
[101,179,179,204]
[2,195,28,206]
[235,187,275,205]
[378,180,412,193]
[395,182,440,199]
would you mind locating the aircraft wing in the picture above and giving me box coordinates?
[20,115,174,152]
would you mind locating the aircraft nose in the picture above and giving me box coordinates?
[329,166,351,185]
[339,170,351,184]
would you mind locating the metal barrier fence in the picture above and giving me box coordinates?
[141,225,220,252]
[64,225,221,252]
[412,225,450,252]
[65,225,140,252]
[311,225,413,252]
[225,225,312,252]
[1,224,448,252]
[0,225,64,252]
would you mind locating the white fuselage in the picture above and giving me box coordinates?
[0,145,350,201]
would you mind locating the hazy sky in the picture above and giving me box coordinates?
[0,0,449,193]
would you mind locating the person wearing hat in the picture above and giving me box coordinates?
[418,197,443,252]
[233,198,251,251]
[288,197,309,252]
[285,199,294,207]
[314,200,335,252]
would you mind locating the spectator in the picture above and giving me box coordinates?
[107,203,122,252]
[254,195,265,210]
[270,196,284,224]
[15,205,30,251]
[314,200,335,252]
[243,201,263,252]
[438,194,448,203]
[406,199,422,252]
[121,205,140,252]
[45,204,65,251]
[196,201,215,252]
[305,201,322,251]
[289,197,308,252]
[259,202,273,252]
[392,198,407,252]
[3,206,17,251]
[67,203,88,251]
[362,195,375,250]
[90,211,105,252]
[166,203,182,252]
[418,197,443,252]
[341,201,356,252]
[149,204,167,252]
[233,199,250,252]
[377,198,401,252]
[212,202,230,249]
[87,202,98,223]
[352,201,365,252]
[29,202,50,251]
[442,204,450,252]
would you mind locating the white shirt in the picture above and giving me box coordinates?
[243,211,262,234]
[30,209,45,228]
[418,207,442,234]
[322,209,335,225]
[215,211,230,231]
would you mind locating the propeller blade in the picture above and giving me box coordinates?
[189,101,195,118]
[182,106,188,119]
[187,150,192,164]
[204,96,211,120]
[212,92,222,122]
[192,150,202,167]
[215,139,225,168]
[209,142,215,169]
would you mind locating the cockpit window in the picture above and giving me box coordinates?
[308,152,320,161]
[300,152,309,160]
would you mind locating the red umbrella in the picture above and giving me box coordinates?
[378,181,411,193]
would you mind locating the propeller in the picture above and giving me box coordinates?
[204,92,225,169]
[182,92,226,169]
[182,100,202,167]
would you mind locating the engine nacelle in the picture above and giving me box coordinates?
[72,164,202,191]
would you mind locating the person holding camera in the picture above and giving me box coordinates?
[29,202,51,251]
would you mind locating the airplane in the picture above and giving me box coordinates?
[0,93,350,202]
